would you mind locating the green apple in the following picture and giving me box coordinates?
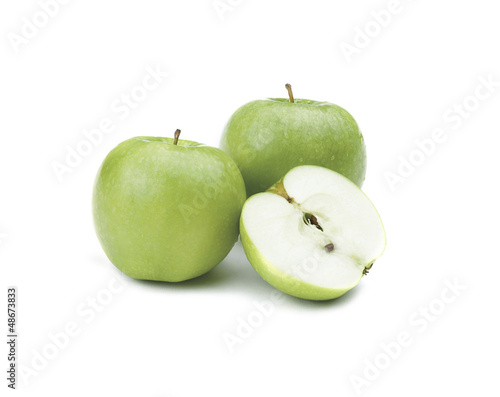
[93,130,247,282]
[220,84,366,196]
[240,165,385,300]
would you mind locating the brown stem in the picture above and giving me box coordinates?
[363,262,374,276]
[173,129,181,145]
[285,83,294,103]
[268,179,293,203]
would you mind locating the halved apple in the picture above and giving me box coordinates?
[240,165,386,300]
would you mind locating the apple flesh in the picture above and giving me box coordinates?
[93,131,247,282]
[220,84,366,196]
[240,165,386,300]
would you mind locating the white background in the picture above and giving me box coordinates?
[1,0,500,396]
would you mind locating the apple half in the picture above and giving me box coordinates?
[240,165,386,300]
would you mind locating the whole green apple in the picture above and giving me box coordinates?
[220,84,366,196]
[93,130,246,282]
[240,165,386,301]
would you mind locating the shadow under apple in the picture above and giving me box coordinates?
[91,241,365,307]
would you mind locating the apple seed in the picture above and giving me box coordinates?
[303,213,324,232]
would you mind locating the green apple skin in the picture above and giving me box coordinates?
[240,218,357,301]
[220,98,366,196]
[93,136,246,282]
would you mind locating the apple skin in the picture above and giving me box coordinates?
[93,136,246,282]
[220,98,366,196]
[240,219,357,301]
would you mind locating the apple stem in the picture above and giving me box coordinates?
[173,129,181,145]
[285,83,294,103]
[363,262,374,276]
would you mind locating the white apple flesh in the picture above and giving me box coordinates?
[240,165,386,300]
